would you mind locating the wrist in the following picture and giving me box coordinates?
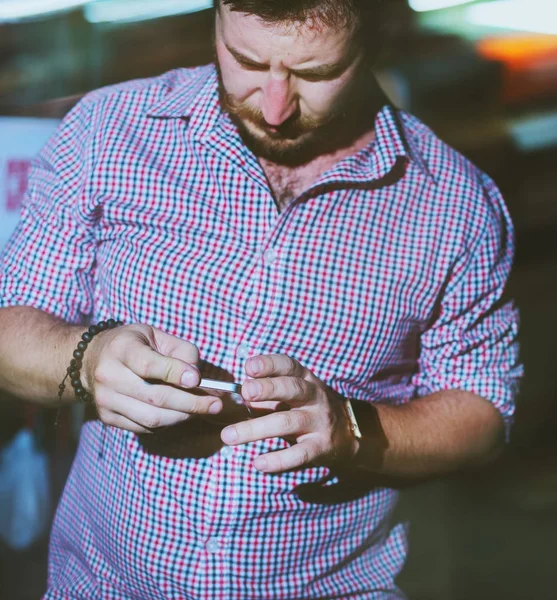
[80,327,108,394]
[343,399,363,441]
[56,320,123,426]
[346,400,389,473]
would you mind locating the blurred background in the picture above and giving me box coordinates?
[1,0,556,598]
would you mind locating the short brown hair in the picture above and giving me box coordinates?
[219,0,366,27]
[216,0,388,58]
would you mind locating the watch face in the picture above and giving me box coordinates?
[344,399,363,439]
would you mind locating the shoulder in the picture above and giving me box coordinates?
[41,65,215,172]
[399,110,512,245]
[400,110,484,189]
[33,66,215,205]
[72,65,211,124]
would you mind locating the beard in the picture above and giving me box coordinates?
[216,63,376,167]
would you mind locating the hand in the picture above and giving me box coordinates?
[82,324,222,433]
[220,354,358,473]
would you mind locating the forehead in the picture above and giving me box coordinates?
[217,4,358,64]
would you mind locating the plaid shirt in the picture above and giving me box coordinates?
[0,65,521,600]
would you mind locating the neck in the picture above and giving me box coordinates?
[259,124,376,212]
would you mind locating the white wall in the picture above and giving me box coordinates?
[0,117,60,251]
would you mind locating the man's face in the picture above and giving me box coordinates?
[215,4,366,164]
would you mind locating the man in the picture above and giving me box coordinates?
[0,1,522,598]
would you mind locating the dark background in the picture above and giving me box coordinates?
[1,1,557,598]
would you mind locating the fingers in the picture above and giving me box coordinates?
[242,355,316,410]
[120,342,200,389]
[245,354,306,379]
[122,371,222,415]
[225,354,356,473]
[221,409,314,446]
[89,325,224,431]
[151,328,200,366]
[254,440,320,473]
[221,412,324,473]
[95,366,223,425]
[242,375,315,407]
[97,389,194,431]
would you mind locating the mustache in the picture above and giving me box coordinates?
[221,92,329,139]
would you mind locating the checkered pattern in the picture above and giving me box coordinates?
[0,65,521,599]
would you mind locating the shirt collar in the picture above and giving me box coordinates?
[146,65,222,137]
[147,64,434,184]
[380,105,434,183]
[336,103,435,185]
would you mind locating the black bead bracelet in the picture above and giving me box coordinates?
[55,319,123,426]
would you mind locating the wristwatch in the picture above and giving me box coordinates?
[342,399,388,472]
[343,399,363,440]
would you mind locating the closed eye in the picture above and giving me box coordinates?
[226,45,269,72]
[239,59,268,72]
[292,68,343,82]
[225,43,348,81]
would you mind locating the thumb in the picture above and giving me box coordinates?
[151,328,201,385]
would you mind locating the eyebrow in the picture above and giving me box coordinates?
[225,43,349,79]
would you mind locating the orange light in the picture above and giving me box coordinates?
[477,35,557,102]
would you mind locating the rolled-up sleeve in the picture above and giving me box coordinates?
[0,99,97,323]
[412,173,523,440]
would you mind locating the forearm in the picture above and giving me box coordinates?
[354,390,506,479]
[0,306,83,405]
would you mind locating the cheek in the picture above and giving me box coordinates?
[216,48,260,102]
[298,82,346,118]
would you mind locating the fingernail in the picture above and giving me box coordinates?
[209,401,222,414]
[250,358,263,375]
[222,427,238,444]
[255,457,268,471]
[244,380,262,400]
[181,370,198,388]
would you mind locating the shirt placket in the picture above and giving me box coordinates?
[201,216,292,597]
[194,142,287,594]
[233,245,280,368]
[202,121,290,384]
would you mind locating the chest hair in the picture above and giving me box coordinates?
[261,163,310,212]
[259,129,376,213]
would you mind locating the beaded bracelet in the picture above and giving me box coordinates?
[55,319,123,426]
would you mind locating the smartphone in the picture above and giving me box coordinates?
[199,378,242,394]
[198,378,253,416]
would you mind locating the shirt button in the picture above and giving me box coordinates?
[237,343,250,359]
[222,446,234,459]
[205,538,220,553]
[263,249,277,265]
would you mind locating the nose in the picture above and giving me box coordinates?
[261,76,297,127]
